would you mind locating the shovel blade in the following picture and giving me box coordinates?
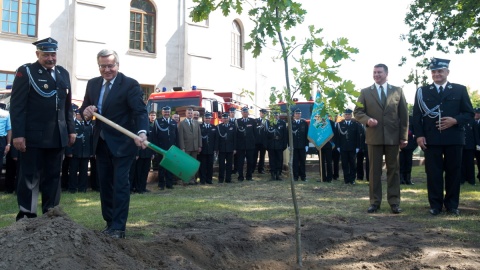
[159,145,200,182]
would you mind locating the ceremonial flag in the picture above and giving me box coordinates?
[307,91,333,149]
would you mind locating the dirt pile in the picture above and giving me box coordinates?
[0,208,479,270]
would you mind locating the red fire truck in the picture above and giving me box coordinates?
[146,89,240,124]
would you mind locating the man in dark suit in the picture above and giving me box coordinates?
[267,112,287,181]
[354,63,408,214]
[413,58,474,216]
[229,107,238,174]
[216,113,236,183]
[11,37,76,221]
[254,109,268,174]
[81,49,148,238]
[236,107,257,181]
[291,108,309,181]
[198,112,217,184]
[335,109,361,185]
[150,106,178,190]
[319,118,335,183]
[356,123,369,181]
[460,117,477,186]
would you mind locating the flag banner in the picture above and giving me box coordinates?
[307,91,333,149]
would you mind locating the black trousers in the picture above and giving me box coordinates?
[61,156,71,190]
[268,148,283,175]
[292,148,306,180]
[399,149,414,174]
[4,150,18,193]
[96,139,134,231]
[254,144,266,172]
[236,149,255,180]
[199,153,214,184]
[461,149,475,185]
[69,157,89,192]
[332,148,340,179]
[340,150,356,183]
[133,157,151,192]
[321,147,333,182]
[17,147,64,215]
[89,156,99,191]
[218,152,233,182]
[424,145,462,211]
[157,155,174,188]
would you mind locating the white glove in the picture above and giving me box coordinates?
[356,148,359,154]
[337,147,340,152]
[476,145,480,151]
[305,146,309,152]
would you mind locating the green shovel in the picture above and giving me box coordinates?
[93,112,199,183]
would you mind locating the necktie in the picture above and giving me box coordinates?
[102,81,111,105]
[380,85,386,107]
[438,86,444,94]
[347,121,350,126]
[47,68,55,81]
[189,119,193,131]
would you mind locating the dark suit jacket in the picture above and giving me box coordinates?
[216,123,236,152]
[354,83,408,145]
[151,117,178,150]
[11,61,75,148]
[266,119,288,150]
[236,117,257,150]
[335,120,360,151]
[80,72,148,157]
[291,119,309,149]
[412,82,474,145]
[200,123,217,155]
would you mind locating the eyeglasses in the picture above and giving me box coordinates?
[99,64,117,70]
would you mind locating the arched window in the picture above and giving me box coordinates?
[231,20,243,68]
[130,0,155,53]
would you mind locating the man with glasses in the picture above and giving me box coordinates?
[81,49,148,238]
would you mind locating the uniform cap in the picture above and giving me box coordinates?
[259,109,267,113]
[429,57,450,70]
[229,107,236,112]
[294,108,302,113]
[241,107,249,112]
[222,113,229,118]
[162,106,171,111]
[32,37,58,52]
[204,112,212,118]
[344,108,353,114]
[475,108,480,113]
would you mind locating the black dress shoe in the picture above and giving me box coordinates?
[258,170,265,174]
[429,208,441,215]
[107,230,126,239]
[367,204,380,213]
[390,204,402,214]
[447,208,460,215]
[101,226,110,234]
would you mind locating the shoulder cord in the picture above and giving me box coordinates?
[155,119,170,136]
[416,87,440,118]
[25,65,58,110]
[217,125,227,139]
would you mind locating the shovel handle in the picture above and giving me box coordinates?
[92,112,167,156]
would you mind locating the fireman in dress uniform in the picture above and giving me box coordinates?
[460,115,478,186]
[216,113,236,183]
[412,57,474,216]
[291,108,309,181]
[67,110,93,193]
[335,109,361,185]
[10,37,76,220]
[229,107,238,174]
[150,106,178,190]
[266,112,287,180]
[198,112,217,184]
[236,107,257,181]
[254,109,268,174]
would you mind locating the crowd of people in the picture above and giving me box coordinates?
[3,37,479,238]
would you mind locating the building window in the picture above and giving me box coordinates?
[0,71,15,89]
[140,85,154,103]
[1,0,38,36]
[130,0,155,53]
[231,20,243,68]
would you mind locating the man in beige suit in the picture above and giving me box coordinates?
[354,63,408,214]
[178,107,202,184]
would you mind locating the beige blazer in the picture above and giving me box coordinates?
[178,118,202,151]
[354,83,408,145]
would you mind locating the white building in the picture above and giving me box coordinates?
[0,0,279,112]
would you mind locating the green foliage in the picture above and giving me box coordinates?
[402,0,480,57]
[468,87,480,108]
